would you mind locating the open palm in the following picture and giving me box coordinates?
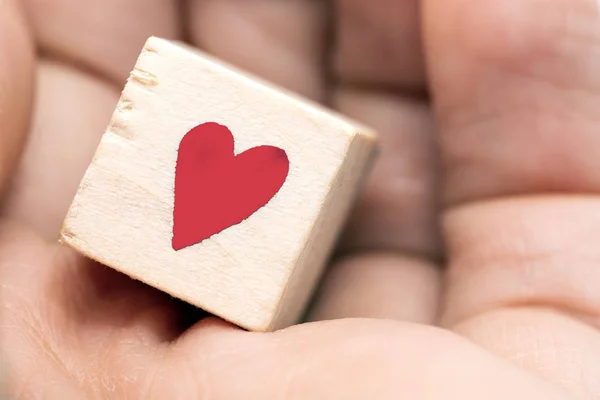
[1,0,599,398]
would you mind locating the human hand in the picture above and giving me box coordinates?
[1,0,599,398]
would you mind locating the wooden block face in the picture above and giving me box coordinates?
[60,37,378,332]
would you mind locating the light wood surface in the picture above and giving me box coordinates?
[60,37,379,332]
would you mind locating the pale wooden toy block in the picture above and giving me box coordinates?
[60,36,379,332]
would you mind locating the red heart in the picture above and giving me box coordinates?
[172,122,289,251]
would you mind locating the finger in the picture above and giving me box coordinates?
[307,253,440,324]
[333,0,426,89]
[5,0,184,238]
[23,0,182,86]
[310,0,440,323]
[0,0,34,195]
[149,319,569,399]
[425,0,600,204]
[444,197,600,397]
[424,0,600,396]
[186,0,328,101]
[335,89,440,255]
[1,61,119,239]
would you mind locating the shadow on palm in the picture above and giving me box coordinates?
[1,223,210,385]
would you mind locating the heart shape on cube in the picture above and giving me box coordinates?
[172,122,289,251]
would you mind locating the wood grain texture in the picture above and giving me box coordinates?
[60,37,379,332]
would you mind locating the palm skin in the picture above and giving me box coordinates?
[1,0,600,398]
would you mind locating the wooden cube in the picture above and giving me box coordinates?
[60,37,379,332]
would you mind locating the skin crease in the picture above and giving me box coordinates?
[0,0,599,398]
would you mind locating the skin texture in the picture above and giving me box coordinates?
[0,0,599,398]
